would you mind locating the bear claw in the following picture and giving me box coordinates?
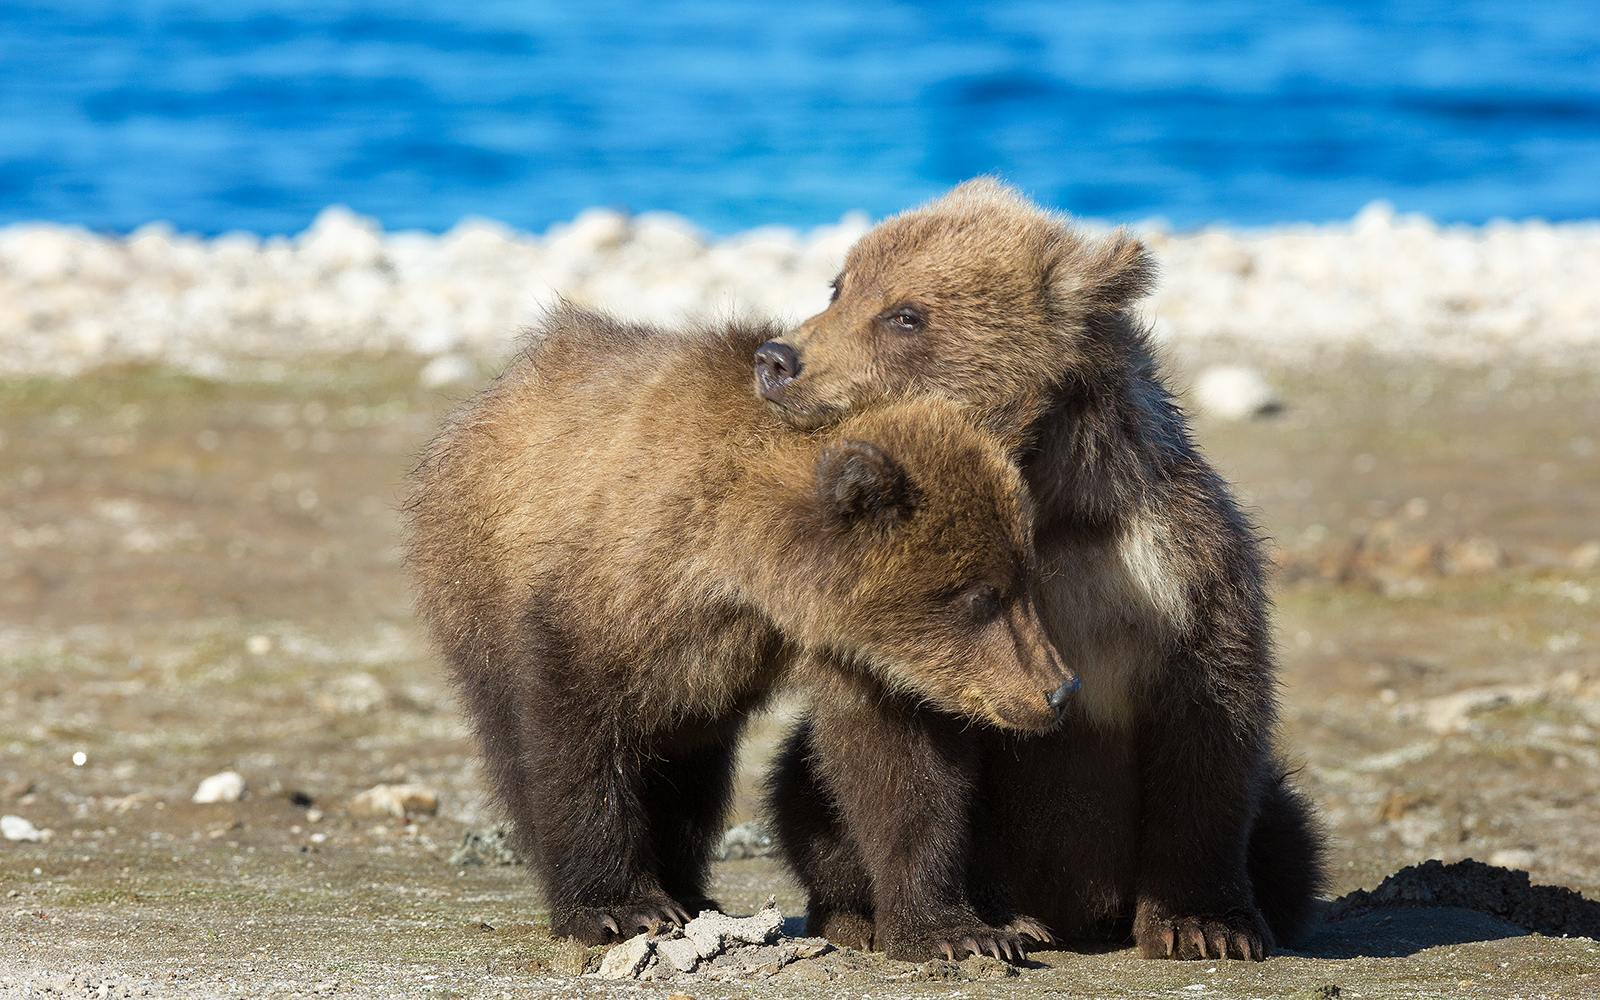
[1005,915,1054,945]
[901,923,1028,963]
[1135,906,1271,961]
[552,900,693,946]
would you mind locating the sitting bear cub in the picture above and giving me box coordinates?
[759,180,1326,962]
[403,305,1077,947]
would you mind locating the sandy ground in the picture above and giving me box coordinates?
[2,349,1599,998]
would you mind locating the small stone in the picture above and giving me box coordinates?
[1290,986,1340,999]
[790,936,831,959]
[1489,847,1538,871]
[597,933,652,979]
[447,828,523,866]
[1194,365,1282,421]
[656,936,701,973]
[348,783,438,819]
[314,673,388,715]
[1421,685,1543,733]
[1570,541,1600,571]
[1,815,41,842]
[715,819,775,860]
[191,771,247,803]
[1440,537,1504,575]
[418,354,476,387]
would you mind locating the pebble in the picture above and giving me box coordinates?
[597,933,653,980]
[190,770,246,803]
[446,827,523,867]
[1193,365,1282,420]
[4,202,1600,379]
[1419,685,1545,733]
[347,782,438,820]
[714,819,775,860]
[1489,848,1539,871]
[655,937,703,973]
[313,672,389,715]
[2,814,42,841]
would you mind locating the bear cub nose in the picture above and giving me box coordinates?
[1047,676,1081,713]
[755,341,802,400]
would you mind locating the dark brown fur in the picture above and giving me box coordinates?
[759,180,1328,962]
[402,305,1074,947]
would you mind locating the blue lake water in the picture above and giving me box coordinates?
[2,0,1598,235]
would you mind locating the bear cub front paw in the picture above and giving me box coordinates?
[550,897,694,945]
[887,921,1033,963]
[1133,903,1273,961]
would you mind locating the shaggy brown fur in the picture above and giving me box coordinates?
[758,180,1327,962]
[403,305,1075,947]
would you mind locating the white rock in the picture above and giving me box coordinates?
[1421,686,1545,733]
[1,815,42,842]
[1489,847,1538,870]
[715,819,774,860]
[314,672,389,715]
[417,353,477,387]
[1571,541,1600,571]
[1193,365,1282,420]
[597,933,653,979]
[683,906,784,957]
[298,206,385,272]
[656,936,701,973]
[191,770,247,803]
[348,783,438,819]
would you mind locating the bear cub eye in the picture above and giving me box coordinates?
[881,306,923,333]
[957,584,1002,623]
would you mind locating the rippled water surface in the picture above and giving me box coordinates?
[2,0,1598,233]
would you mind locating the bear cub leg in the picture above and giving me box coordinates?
[509,661,704,944]
[768,718,881,951]
[637,727,744,917]
[790,689,1045,962]
[527,731,693,944]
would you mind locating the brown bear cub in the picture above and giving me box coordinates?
[403,305,1077,948]
[758,180,1327,962]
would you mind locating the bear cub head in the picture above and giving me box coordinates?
[788,398,1078,731]
[755,178,1156,439]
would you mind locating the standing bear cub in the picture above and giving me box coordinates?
[403,305,1077,947]
[759,180,1326,962]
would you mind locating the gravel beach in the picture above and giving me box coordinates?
[2,206,1599,998]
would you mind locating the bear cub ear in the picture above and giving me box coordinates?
[816,441,920,530]
[1046,228,1157,313]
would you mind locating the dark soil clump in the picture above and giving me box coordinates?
[1328,858,1600,939]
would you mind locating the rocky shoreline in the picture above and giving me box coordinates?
[4,202,1599,379]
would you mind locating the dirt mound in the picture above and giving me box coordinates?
[1327,858,1600,939]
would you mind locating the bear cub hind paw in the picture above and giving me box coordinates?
[1134,907,1273,961]
[550,898,693,945]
